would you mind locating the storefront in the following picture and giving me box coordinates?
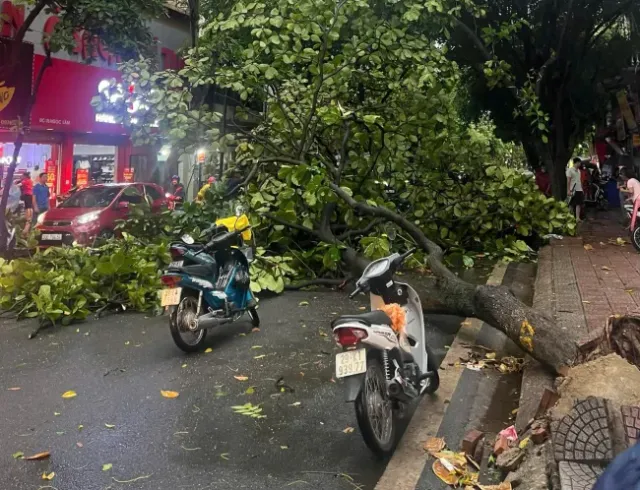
[0,1,190,201]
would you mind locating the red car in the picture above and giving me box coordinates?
[37,183,168,247]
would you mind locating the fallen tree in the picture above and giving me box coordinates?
[105,0,579,372]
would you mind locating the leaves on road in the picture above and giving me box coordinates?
[78,425,84,431]
[245,386,256,395]
[254,354,266,359]
[251,327,261,333]
[289,402,302,407]
[102,463,113,471]
[601,266,611,271]
[298,301,309,307]
[204,347,213,353]
[61,390,77,399]
[234,375,249,381]
[160,390,180,399]
[41,472,55,480]
[220,453,230,460]
[76,442,83,448]
[232,403,266,419]
[12,451,24,459]
[8,387,21,391]
[25,451,50,461]
[181,363,187,368]
[104,424,116,429]
[583,244,593,251]
[423,437,446,456]
[251,345,263,349]
[342,427,355,434]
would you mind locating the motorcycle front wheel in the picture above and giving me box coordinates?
[169,295,207,353]
[355,357,396,457]
[632,227,640,253]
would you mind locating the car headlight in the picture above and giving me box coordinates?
[75,211,101,225]
[37,212,47,225]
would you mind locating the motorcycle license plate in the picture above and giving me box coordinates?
[169,260,184,268]
[335,349,367,378]
[160,288,182,307]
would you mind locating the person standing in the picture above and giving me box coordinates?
[20,171,34,236]
[33,172,50,220]
[566,158,585,223]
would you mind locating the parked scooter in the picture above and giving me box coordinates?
[332,249,439,456]
[160,207,259,352]
[585,180,609,211]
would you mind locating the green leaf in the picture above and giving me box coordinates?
[102,463,113,471]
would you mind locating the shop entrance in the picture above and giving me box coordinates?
[73,144,117,187]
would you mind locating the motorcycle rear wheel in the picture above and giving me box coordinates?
[169,295,207,353]
[355,358,396,457]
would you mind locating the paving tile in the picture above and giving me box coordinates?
[559,461,604,490]
[621,405,640,446]
[554,398,613,463]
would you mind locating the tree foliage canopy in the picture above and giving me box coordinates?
[95,0,575,293]
[446,0,640,194]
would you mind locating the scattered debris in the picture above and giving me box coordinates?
[25,451,50,461]
[104,424,116,429]
[424,437,446,456]
[535,388,560,418]
[494,435,509,456]
[12,451,23,459]
[552,354,640,417]
[531,422,549,445]
[41,471,55,480]
[234,375,249,381]
[8,387,21,391]
[204,347,213,353]
[232,403,266,419]
[583,244,593,251]
[461,429,484,456]
[495,447,525,472]
[160,390,179,398]
[102,463,113,471]
[61,390,77,399]
[342,427,355,434]
[275,377,294,393]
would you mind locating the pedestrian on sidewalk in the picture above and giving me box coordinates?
[566,158,585,223]
[20,171,34,236]
[33,172,50,221]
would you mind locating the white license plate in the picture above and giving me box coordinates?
[170,260,184,268]
[336,349,367,378]
[42,233,62,241]
[160,287,182,306]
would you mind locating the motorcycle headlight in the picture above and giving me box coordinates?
[37,212,47,225]
[76,211,101,225]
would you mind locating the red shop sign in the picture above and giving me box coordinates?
[30,54,124,134]
[76,168,89,188]
[0,38,34,129]
[123,168,134,183]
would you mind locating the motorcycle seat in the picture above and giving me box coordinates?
[169,263,216,278]
[332,309,391,328]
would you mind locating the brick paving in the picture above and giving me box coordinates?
[544,212,640,490]
[548,212,640,337]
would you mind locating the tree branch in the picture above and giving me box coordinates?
[337,218,383,241]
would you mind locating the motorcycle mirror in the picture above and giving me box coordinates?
[182,234,195,245]
[235,205,245,217]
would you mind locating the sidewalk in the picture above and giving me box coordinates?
[521,211,640,490]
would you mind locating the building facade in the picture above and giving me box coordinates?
[0,1,190,200]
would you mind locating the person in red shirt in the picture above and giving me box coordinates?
[535,167,551,197]
[20,171,34,236]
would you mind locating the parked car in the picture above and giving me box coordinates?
[36,183,167,247]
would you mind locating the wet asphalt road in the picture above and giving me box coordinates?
[0,289,464,490]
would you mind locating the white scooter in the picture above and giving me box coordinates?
[332,248,439,456]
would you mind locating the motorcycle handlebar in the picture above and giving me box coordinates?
[349,286,362,299]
